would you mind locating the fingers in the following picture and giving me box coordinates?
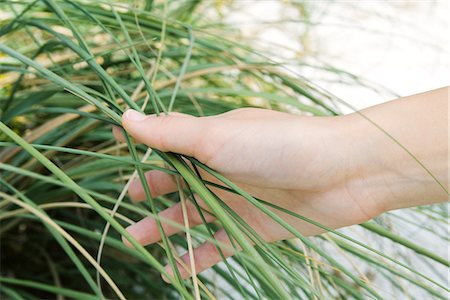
[112,112,190,143]
[125,161,219,203]
[163,229,240,281]
[121,109,209,159]
[122,199,216,247]
[112,124,186,202]
[112,125,125,142]
[128,170,177,202]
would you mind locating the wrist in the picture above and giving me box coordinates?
[337,113,393,218]
[340,110,447,217]
[294,114,386,220]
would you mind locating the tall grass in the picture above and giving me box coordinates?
[0,1,448,299]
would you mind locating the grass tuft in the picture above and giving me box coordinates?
[0,1,448,299]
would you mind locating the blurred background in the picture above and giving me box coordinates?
[219,0,449,112]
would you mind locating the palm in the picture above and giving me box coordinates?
[117,108,376,280]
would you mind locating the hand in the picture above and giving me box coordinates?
[114,87,448,280]
[113,107,381,280]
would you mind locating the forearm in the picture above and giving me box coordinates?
[344,87,449,214]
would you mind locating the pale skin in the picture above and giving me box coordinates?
[113,87,449,281]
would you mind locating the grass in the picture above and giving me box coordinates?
[0,1,448,299]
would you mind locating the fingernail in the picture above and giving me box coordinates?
[123,109,146,122]
[162,265,173,283]
[127,178,142,202]
[125,223,141,237]
[161,274,170,283]
[122,223,143,248]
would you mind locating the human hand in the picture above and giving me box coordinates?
[113,107,382,280]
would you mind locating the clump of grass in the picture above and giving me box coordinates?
[0,1,448,299]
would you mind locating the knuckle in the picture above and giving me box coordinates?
[186,201,201,225]
[192,119,212,158]
[202,241,221,258]
[193,120,222,165]
[155,116,177,151]
[222,107,258,117]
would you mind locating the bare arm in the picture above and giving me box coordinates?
[116,87,449,280]
[345,87,449,213]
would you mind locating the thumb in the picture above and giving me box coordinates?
[122,109,208,159]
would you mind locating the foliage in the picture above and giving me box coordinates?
[0,1,448,299]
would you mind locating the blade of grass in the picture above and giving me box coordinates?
[0,121,194,300]
[168,26,194,111]
[0,277,98,300]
